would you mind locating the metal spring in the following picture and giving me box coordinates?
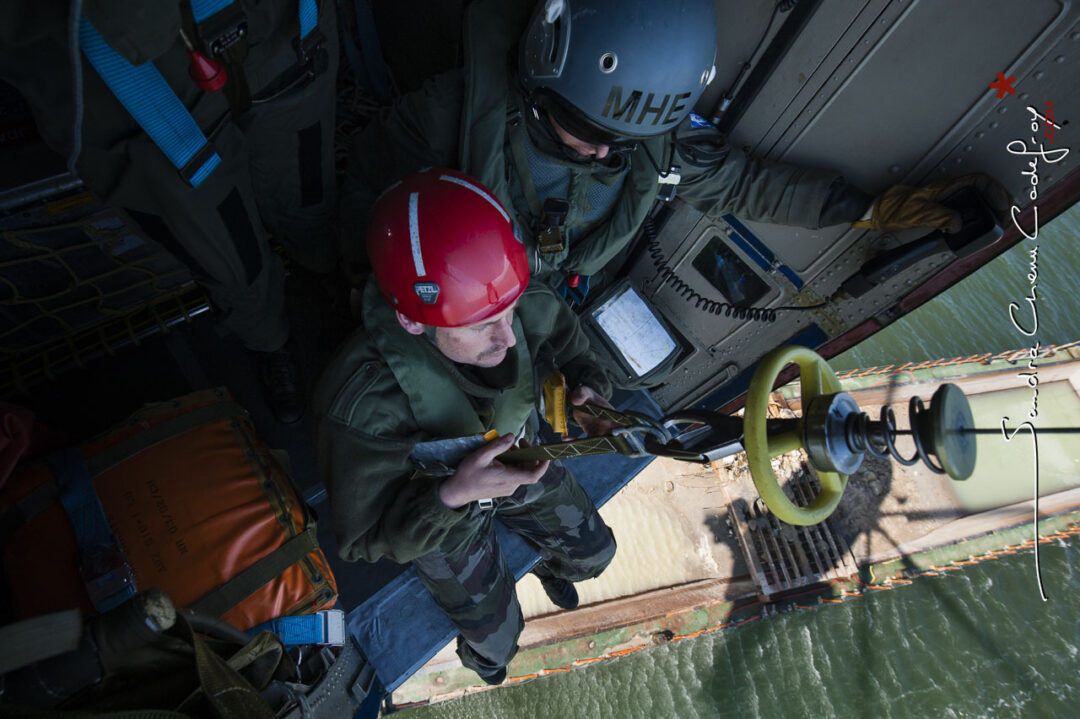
[844,399,946,475]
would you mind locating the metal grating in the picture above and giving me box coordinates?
[1,188,209,395]
[0,284,210,396]
[728,470,859,601]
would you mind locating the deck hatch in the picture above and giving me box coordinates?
[728,470,858,601]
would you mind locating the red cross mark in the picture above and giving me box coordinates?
[990,72,1017,99]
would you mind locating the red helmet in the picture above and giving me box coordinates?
[367,168,530,327]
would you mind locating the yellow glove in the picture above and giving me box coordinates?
[852,173,1012,233]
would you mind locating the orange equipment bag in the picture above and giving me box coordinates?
[0,388,337,630]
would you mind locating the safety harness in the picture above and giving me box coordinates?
[79,0,323,188]
[496,402,746,464]
[407,399,748,484]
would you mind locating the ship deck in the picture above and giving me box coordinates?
[390,351,1080,708]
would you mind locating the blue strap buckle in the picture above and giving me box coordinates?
[248,609,346,646]
[178,143,221,187]
[80,544,138,612]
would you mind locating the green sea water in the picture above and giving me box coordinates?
[409,544,1079,719]
[409,206,1080,718]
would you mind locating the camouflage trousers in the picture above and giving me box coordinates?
[411,461,616,680]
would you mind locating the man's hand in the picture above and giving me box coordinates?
[569,385,618,438]
[852,172,1012,233]
[437,434,549,509]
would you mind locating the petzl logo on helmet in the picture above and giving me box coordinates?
[414,282,440,304]
[601,87,692,127]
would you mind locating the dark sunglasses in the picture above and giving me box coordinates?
[544,96,639,149]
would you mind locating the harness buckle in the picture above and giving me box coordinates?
[196,4,248,58]
[537,197,569,253]
[178,142,220,188]
[649,410,747,463]
[611,423,672,458]
[248,609,346,646]
[80,543,137,612]
[657,165,682,202]
[295,29,329,75]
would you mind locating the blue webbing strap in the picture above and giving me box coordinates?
[247,610,344,646]
[299,0,318,40]
[340,0,393,100]
[81,1,319,188]
[79,17,222,188]
[249,616,322,645]
[190,0,236,24]
[46,447,137,613]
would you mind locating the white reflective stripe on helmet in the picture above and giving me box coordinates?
[438,174,511,224]
[408,192,426,277]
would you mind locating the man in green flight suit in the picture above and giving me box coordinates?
[314,168,619,685]
[340,0,1009,287]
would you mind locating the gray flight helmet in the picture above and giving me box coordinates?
[519,0,718,140]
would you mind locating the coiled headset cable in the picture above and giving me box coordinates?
[642,214,826,322]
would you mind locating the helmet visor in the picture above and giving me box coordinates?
[544,93,641,148]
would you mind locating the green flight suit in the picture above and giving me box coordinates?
[313,279,616,678]
[339,0,846,284]
[0,0,339,352]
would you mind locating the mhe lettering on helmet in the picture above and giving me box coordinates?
[602,87,694,127]
[518,0,718,139]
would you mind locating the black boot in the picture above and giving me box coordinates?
[478,666,507,686]
[257,345,304,424]
[534,571,579,610]
[456,636,508,685]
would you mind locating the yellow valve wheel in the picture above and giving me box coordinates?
[744,345,848,526]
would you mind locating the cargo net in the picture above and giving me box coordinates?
[0,192,209,395]
[728,471,859,601]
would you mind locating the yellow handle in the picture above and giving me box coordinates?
[542,372,569,436]
[744,346,848,526]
